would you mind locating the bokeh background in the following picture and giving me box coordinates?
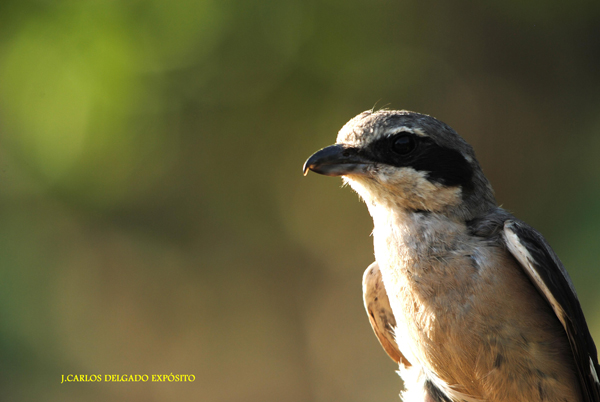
[1,0,600,401]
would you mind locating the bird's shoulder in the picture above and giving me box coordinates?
[468,208,600,402]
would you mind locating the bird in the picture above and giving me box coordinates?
[303,110,600,402]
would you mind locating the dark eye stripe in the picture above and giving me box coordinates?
[367,133,474,191]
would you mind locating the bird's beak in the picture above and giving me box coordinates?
[303,144,373,176]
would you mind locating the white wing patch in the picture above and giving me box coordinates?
[591,356,600,385]
[503,226,568,329]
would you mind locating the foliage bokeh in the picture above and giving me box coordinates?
[1,1,600,401]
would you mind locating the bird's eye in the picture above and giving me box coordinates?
[392,134,417,155]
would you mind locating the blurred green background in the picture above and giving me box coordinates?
[1,0,600,401]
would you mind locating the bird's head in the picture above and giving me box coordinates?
[304,110,497,220]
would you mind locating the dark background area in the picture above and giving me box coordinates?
[1,1,599,401]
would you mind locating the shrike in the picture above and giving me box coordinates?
[303,110,600,402]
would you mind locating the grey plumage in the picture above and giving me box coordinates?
[304,110,600,402]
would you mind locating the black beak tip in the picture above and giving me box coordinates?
[303,150,323,176]
[302,159,312,176]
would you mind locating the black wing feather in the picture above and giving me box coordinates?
[503,219,600,402]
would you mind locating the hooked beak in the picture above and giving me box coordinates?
[303,144,374,176]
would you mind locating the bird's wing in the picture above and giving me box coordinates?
[503,220,600,402]
[362,261,411,367]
